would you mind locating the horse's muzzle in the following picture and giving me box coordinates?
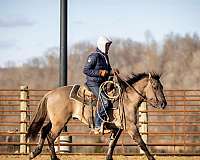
[152,101,167,109]
[159,101,167,109]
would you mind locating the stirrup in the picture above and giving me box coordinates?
[90,123,111,135]
[90,128,110,135]
[90,127,101,135]
[101,121,111,134]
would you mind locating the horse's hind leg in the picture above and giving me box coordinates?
[30,122,52,159]
[106,128,123,160]
[127,125,155,160]
[47,124,65,160]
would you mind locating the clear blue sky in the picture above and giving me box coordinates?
[0,0,200,66]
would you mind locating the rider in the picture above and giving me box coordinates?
[83,36,117,134]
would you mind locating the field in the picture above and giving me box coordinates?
[0,155,199,160]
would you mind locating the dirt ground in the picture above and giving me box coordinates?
[0,155,199,160]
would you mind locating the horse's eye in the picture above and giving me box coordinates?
[153,84,158,90]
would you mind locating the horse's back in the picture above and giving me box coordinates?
[45,85,75,122]
[46,85,73,99]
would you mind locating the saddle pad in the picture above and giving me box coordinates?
[69,84,95,103]
[69,85,82,102]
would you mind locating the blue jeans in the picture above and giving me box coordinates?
[87,85,110,128]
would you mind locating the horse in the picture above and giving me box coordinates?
[26,72,167,160]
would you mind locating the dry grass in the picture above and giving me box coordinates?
[0,155,199,160]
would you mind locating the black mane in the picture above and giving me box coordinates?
[126,72,161,86]
[115,72,161,91]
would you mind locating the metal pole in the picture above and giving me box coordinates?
[59,0,72,153]
[60,0,68,86]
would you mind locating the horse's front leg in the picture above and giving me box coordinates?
[127,125,155,160]
[106,129,123,160]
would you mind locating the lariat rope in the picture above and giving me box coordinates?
[96,79,122,124]
[99,80,121,100]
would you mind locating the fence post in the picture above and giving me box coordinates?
[20,85,28,154]
[139,102,148,154]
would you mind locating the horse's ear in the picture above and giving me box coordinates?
[148,73,152,79]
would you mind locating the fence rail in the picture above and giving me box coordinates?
[0,87,199,155]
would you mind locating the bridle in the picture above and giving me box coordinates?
[113,72,158,107]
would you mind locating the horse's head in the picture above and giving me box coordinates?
[116,72,167,109]
[144,73,167,109]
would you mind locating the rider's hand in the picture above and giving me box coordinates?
[99,70,109,77]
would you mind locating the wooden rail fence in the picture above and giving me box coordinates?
[0,86,199,156]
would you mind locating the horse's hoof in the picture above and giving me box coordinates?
[51,156,60,160]
[149,156,156,160]
[106,156,113,160]
[51,158,60,160]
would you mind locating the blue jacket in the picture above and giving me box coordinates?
[83,48,112,86]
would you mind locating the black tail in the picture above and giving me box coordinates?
[26,97,47,140]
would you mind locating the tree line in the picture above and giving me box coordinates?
[0,33,200,89]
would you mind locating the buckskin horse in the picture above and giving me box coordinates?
[26,72,167,160]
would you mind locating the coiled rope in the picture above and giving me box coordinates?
[96,80,122,123]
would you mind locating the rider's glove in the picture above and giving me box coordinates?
[99,70,109,77]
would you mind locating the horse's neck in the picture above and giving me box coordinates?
[124,79,148,122]
[131,91,143,109]
[133,78,148,104]
[127,78,148,100]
